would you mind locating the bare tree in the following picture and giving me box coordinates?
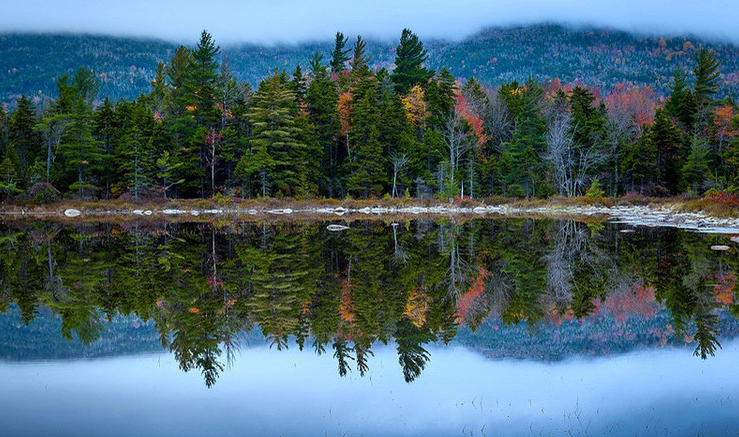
[442,112,474,195]
[544,112,604,197]
[390,153,409,198]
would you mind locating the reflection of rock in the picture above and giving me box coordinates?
[64,209,81,217]
[731,236,739,244]
[711,245,730,251]
[327,224,350,232]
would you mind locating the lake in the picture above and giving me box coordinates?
[1,218,738,436]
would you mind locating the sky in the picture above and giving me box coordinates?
[2,0,737,45]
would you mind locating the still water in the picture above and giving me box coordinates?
[1,218,738,436]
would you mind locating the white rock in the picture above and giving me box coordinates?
[64,209,81,217]
[133,209,144,215]
[267,209,284,215]
[162,209,185,215]
[190,210,200,216]
[711,245,730,251]
[326,224,350,231]
[248,209,258,215]
[143,210,153,216]
[473,207,487,214]
[283,208,293,214]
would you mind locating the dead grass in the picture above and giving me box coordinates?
[2,193,738,224]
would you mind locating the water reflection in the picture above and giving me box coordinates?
[0,219,737,386]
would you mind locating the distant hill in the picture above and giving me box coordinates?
[2,24,739,106]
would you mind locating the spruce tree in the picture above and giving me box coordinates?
[306,56,341,196]
[665,68,696,132]
[57,99,103,195]
[347,79,385,197]
[649,108,684,193]
[8,96,42,184]
[188,30,221,127]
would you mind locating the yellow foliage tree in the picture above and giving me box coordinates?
[401,85,429,129]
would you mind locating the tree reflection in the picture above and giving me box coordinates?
[0,218,736,387]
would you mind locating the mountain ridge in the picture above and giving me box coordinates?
[2,23,738,106]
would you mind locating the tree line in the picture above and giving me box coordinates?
[0,29,737,202]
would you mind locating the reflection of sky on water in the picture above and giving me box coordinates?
[2,341,738,436]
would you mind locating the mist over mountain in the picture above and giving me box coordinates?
[1,23,738,107]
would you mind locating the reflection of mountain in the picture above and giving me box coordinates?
[0,304,161,360]
[454,309,739,361]
[0,219,737,386]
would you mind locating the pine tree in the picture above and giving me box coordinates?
[249,70,307,196]
[665,68,696,132]
[188,30,221,127]
[391,29,433,95]
[57,99,103,195]
[307,55,341,196]
[681,135,711,193]
[0,153,22,198]
[93,98,116,197]
[156,150,184,199]
[165,46,193,115]
[290,64,307,103]
[330,32,351,75]
[649,108,684,193]
[347,79,385,197]
[693,48,721,106]
[350,36,371,79]
[8,96,42,184]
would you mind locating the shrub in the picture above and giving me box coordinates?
[585,178,605,198]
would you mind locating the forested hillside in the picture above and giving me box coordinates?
[2,24,739,106]
[0,27,737,202]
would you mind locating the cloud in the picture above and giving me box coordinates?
[1,0,737,45]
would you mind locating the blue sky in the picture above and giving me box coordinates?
[1,0,737,45]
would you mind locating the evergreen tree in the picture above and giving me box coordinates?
[391,29,433,95]
[693,48,721,106]
[307,55,341,196]
[347,79,385,197]
[57,99,103,195]
[0,153,22,198]
[290,64,307,103]
[187,30,221,128]
[350,36,371,79]
[93,98,116,197]
[665,68,696,132]
[248,71,307,196]
[330,32,351,75]
[681,135,711,193]
[649,108,684,193]
[8,96,42,184]
[165,46,193,116]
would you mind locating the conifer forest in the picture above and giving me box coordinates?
[1,28,737,204]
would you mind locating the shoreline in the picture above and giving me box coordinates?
[1,198,738,233]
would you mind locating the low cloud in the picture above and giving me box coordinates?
[2,0,737,45]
